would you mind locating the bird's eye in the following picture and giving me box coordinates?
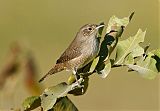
[88,27,92,31]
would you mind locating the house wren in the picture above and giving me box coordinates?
[39,24,104,83]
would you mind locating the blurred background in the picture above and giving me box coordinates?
[0,0,159,111]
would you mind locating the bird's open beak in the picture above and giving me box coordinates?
[96,24,105,29]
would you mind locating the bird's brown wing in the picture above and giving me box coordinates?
[56,40,82,64]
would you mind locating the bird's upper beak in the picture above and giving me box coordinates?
[96,24,105,29]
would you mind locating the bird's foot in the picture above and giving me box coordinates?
[71,78,84,88]
[71,77,85,94]
[76,78,84,88]
[76,79,84,93]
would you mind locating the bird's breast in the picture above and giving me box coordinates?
[83,37,99,54]
[80,37,100,67]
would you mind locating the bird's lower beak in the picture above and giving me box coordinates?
[96,24,105,29]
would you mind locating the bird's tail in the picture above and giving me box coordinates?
[39,63,65,83]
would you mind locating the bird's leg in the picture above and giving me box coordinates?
[73,68,83,88]
[72,68,79,85]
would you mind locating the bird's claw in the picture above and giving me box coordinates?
[72,78,83,88]
[78,78,84,83]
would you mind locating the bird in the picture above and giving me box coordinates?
[39,24,104,83]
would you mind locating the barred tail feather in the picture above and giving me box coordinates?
[38,64,65,83]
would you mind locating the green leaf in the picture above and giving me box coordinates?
[89,57,100,73]
[131,45,144,57]
[115,29,146,65]
[41,82,72,111]
[97,62,111,78]
[22,96,41,111]
[106,13,133,33]
[53,96,78,111]
[97,13,134,73]
[67,74,76,85]
[124,53,134,64]
[150,49,160,72]
[98,22,105,36]
[151,49,160,58]
[124,45,144,65]
[41,80,84,111]
[144,44,150,53]
[127,52,158,79]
